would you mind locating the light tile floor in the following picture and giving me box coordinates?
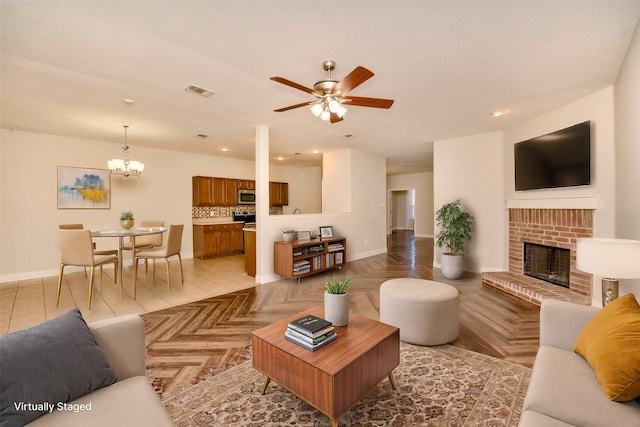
[0,255,256,335]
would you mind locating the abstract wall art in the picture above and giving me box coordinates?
[57,166,111,209]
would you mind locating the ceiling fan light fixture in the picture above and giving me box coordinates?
[328,99,341,113]
[273,60,392,123]
[311,103,323,117]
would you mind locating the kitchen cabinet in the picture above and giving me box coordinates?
[238,179,255,190]
[192,176,241,206]
[269,181,289,207]
[211,178,226,206]
[193,223,245,258]
[225,179,238,206]
[192,176,214,206]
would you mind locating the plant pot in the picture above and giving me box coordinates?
[441,253,464,279]
[324,291,349,326]
[120,219,134,229]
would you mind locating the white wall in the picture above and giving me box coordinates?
[270,164,322,214]
[433,132,505,273]
[387,172,434,238]
[322,149,352,214]
[614,21,640,297]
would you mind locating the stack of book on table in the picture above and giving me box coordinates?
[285,314,336,351]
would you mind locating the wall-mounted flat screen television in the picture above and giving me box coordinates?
[514,121,591,191]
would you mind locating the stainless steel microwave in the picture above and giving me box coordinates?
[238,189,256,205]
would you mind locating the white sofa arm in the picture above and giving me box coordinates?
[88,315,146,381]
[540,299,600,352]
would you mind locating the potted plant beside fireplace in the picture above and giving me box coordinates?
[435,199,474,279]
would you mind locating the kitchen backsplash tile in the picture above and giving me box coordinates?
[192,205,255,219]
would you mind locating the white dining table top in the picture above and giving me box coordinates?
[91,227,167,237]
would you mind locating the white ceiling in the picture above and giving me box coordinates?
[2,1,639,175]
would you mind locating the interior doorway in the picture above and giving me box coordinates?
[388,189,415,234]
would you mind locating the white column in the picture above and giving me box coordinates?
[255,125,270,282]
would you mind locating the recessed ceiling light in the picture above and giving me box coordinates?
[276,156,284,161]
[221,148,229,152]
[123,98,134,105]
[491,110,505,117]
[312,150,320,154]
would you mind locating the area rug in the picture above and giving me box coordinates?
[162,342,530,426]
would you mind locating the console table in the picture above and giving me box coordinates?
[274,237,346,280]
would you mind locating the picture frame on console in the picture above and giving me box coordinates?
[296,231,311,241]
[319,226,333,240]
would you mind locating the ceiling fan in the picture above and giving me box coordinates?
[271,60,394,123]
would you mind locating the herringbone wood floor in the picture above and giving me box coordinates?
[143,231,540,398]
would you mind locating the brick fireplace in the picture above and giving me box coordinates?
[483,207,594,305]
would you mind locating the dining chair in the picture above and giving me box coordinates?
[59,223,119,277]
[133,224,184,298]
[56,229,119,309]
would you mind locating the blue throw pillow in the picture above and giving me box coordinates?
[0,308,117,426]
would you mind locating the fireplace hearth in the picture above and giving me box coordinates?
[482,207,594,306]
[524,242,570,288]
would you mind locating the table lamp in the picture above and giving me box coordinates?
[576,238,640,306]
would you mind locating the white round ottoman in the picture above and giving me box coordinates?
[380,278,459,346]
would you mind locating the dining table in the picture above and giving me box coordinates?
[91,226,167,296]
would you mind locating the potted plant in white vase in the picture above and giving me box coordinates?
[435,199,474,279]
[324,277,351,326]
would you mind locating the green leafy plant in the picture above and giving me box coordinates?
[435,199,474,256]
[120,211,134,221]
[325,277,351,294]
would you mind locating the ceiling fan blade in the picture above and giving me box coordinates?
[270,76,317,95]
[343,96,394,109]
[334,66,374,94]
[274,101,315,112]
[330,113,344,124]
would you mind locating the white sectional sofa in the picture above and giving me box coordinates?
[0,310,173,427]
[518,299,640,426]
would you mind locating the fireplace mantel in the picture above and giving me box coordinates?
[506,196,598,210]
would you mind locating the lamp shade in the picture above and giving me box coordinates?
[576,238,640,279]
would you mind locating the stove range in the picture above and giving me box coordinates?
[233,212,256,224]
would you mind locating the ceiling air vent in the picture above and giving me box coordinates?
[184,84,215,97]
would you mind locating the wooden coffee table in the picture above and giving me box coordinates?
[251,306,400,427]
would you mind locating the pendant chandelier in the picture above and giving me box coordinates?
[107,125,144,178]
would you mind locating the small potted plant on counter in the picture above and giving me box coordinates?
[120,211,135,229]
[324,277,351,326]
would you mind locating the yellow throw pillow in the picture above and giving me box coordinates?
[574,293,640,401]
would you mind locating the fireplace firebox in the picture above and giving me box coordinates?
[523,242,570,288]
